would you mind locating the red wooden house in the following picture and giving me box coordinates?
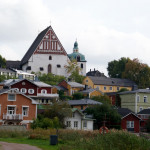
[0,79,58,104]
[0,88,38,129]
[117,108,141,133]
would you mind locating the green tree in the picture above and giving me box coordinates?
[107,57,129,78]
[92,95,111,105]
[0,55,6,68]
[65,59,85,83]
[72,92,84,100]
[85,104,121,129]
[38,73,66,85]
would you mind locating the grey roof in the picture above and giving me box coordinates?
[137,109,150,114]
[0,68,15,73]
[81,88,103,94]
[119,89,150,95]
[86,69,106,77]
[88,76,136,87]
[6,61,21,69]
[0,79,52,87]
[21,26,50,66]
[68,82,85,88]
[67,99,102,106]
[116,108,133,117]
[53,86,68,91]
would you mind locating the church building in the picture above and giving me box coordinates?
[20,26,86,77]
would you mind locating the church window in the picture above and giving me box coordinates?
[48,64,52,73]
[39,42,43,49]
[49,56,52,60]
[52,42,53,49]
[40,67,44,71]
[57,64,61,68]
[81,63,83,68]
[77,55,80,61]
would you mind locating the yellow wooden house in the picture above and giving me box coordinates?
[82,76,137,93]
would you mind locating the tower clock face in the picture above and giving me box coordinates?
[52,35,55,39]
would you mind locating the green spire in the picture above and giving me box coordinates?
[73,41,79,52]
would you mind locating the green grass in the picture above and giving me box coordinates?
[0,138,59,150]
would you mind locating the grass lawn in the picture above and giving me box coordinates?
[0,138,60,150]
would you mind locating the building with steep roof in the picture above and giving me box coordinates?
[20,26,86,77]
[68,41,86,76]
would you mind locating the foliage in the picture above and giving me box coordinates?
[92,95,111,105]
[43,101,72,128]
[0,55,6,68]
[107,57,129,78]
[72,92,84,100]
[107,57,150,88]
[58,90,72,100]
[38,73,66,85]
[65,59,85,83]
[85,104,121,129]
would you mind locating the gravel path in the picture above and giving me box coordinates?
[0,142,41,150]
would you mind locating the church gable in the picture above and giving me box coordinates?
[34,26,67,55]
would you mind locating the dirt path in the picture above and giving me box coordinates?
[0,142,41,150]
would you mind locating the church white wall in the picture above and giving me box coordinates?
[77,62,86,76]
[23,54,69,77]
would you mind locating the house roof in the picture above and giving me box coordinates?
[86,69,106,77]
[6,60,21,70]
[21,26,50,66]
[80,88,103,95]
[0,79,52,88]
[67,99,102,106]
[88,76,136,87]
[53,85,68,91]
[137,109,150,114]
[119,89,150,95]
[68,82,85,88]
[0,68,15,73]
[0,88,38,104]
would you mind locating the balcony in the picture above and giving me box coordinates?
[37,93,59,97]
[3,114,23,121]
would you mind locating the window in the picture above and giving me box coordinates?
[72,113,75,118]
[28,89,34,94]
[40,67,44,71]
[74,121,78,127]
[139,107,143,112]
[41,89,47,94]
[137,95,140,102]
[127,121,134,128]
[22,82,25,85]
[66,121,71,127]
[117,87,120,91]
[21,88,27,93]
[22,107,29,116]
[26,66,31,70]
[144,96,147,103]
[104,87,106,90]
[109,87,112,90]
[7,106,16,115]
[86,80,88,83]
[81,63,83,68]
[77,56,80,61]
[49,56,52,60]
[8,94,16,101]
[57,64,61,68]
[42,99,44,103]
[46,99,48,103]
[83,121,87,128]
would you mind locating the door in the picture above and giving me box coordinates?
[48,64,52,73]
[7,106,16,119]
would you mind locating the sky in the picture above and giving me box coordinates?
[1,0,150,75]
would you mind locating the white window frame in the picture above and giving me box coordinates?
[22,82,26,85]
[28,89,34,94]
[74,121,78,128]
[8,94,16,101]
[41,89,47,94]
[127,121,134,128]
[137,95,140,102]
[20,88,27,93]
[7,105,16,115]
[144,96,147,103]
[22,106,29,117]
[66,121,71,127]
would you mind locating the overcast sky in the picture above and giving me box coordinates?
[1,0,150,75]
